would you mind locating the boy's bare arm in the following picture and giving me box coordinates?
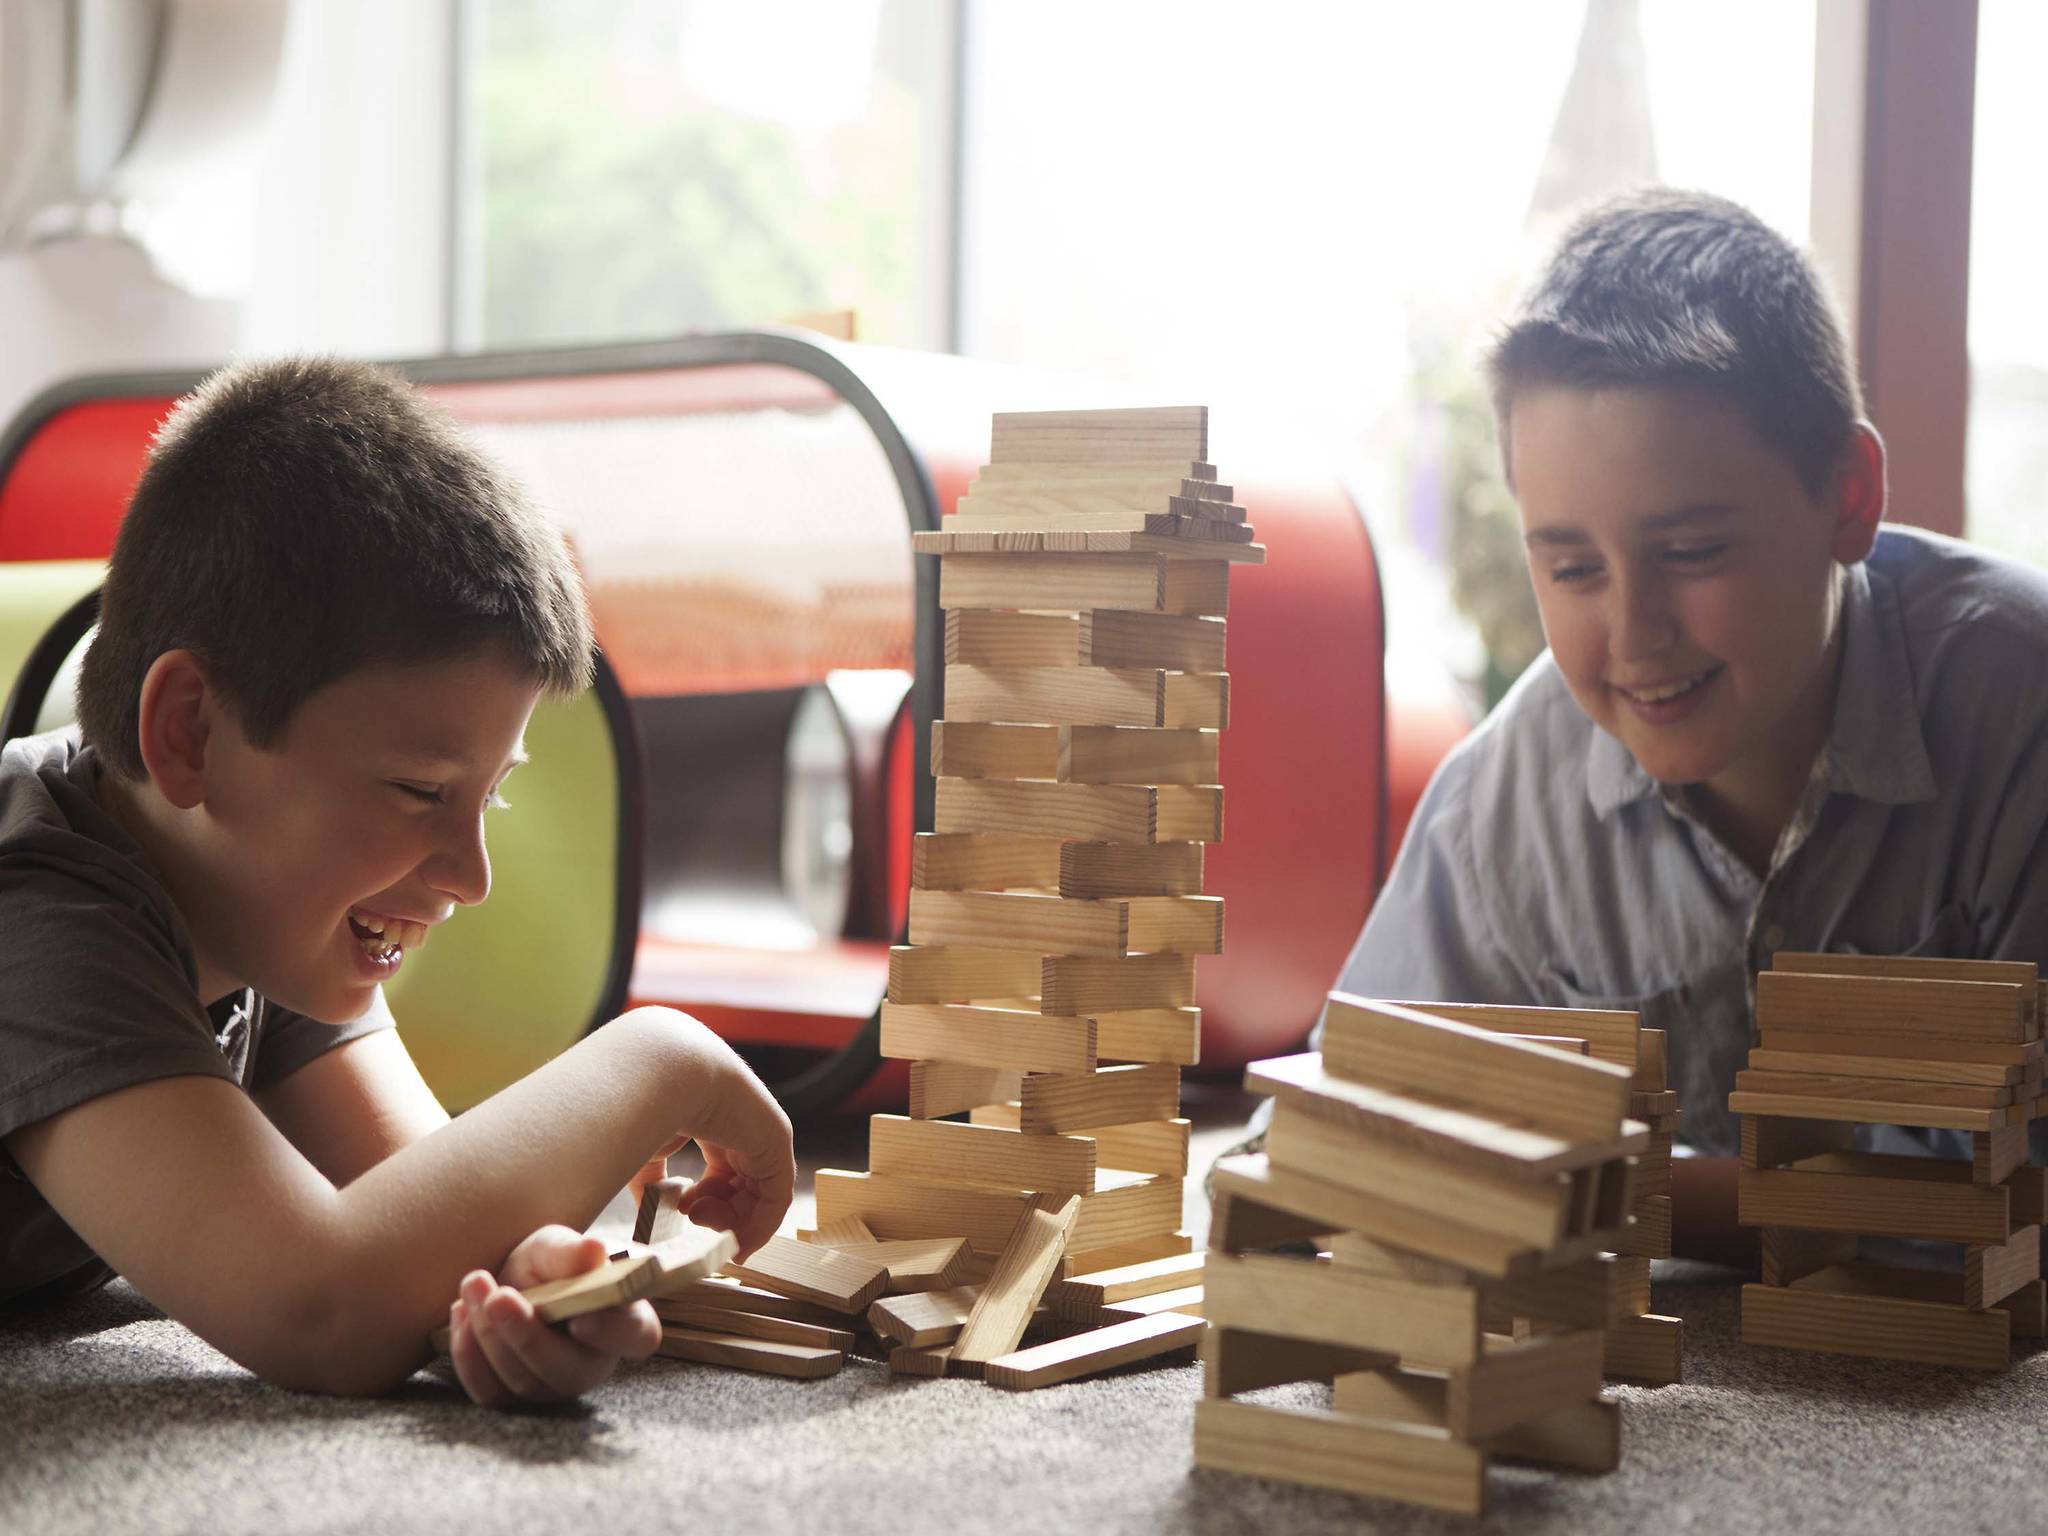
[5,1006,790,1395]
[254,1029,451,1188]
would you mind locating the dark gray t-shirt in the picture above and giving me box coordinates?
[0,730,394,1306]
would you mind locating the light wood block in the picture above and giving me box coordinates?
[1728,1091,2010,1133]
[1966,1223,2041,1308]
[1160,558,1229,616]
[930,720,1060,780]
[918,528,1264,565]
[1322,994,1631,1141]
[1740,1114,1857,1170]
[1738,1152,2011,1243]
[1192,1399,1487,1517]
[985,1312,1203,1390]
[660,1277,852,1329]
[871,1113,1097,1196]
[951,1194,1083,1364]
[1976,1121,2029,1184]
[1205,1251,1480,1366]
[827,1236,973,1294]
[633,1177,692,1246]
[1760,1226,1859,1287]
[1754,969,2032,1044]
[939,552,1170,613]
[1737,1066,2016,1109]
[1055,840,1205,898]
[1761,1028,2042,1066]
[888,1342,954,1377]
[907,1059,1024,1117]
[807,1215,877,1248]
[1396,999,1640,1072]
[909,888,1126,955]
[869,1285,980,1347]
[1490,1257,1622,1330]
[511,1227,739,1324]
[1617,1196,1672,1260]
[1096,1284,1204,1322]
[1161,671,1229,729]
[1207,1187,1334,1253]
[1773,951,2039,1022]
[649,1303,856,1353]
[936,776,1157,841]
[723,1234,887,1315]
[1742,1269,2010,1370]
[945,610,1080,668]
[1018,1062,1182,1134]
[1065,1231,1195,1274]
[655,1326,843,1379]
[1202,1326,1387,1395]
[1085,1118,1192,1177]
[1095,1005,1202,1065]
[1602,1312,1682,1382]
[1635,1028,1668,1091]
[1080,610,1227,672]
[1062,724,1218,785]
[1451,1330,1607,1439]
[945,664,1165,728]
[888,945,1039,1006]
[952,484,1238,533]
[1488,1392,1623,1472]
[1041,953,1196,1013]
[911,832,1060,891]
[1047,1251,1206,1312]
[814,1168,1180,1253]
[1125,895,1225,954]
[1154,784,1225,842]
[881,1001,1096,1074]
[990,405,1208,463]
[973,458,1216,485]
[1746,1047,2026,1088]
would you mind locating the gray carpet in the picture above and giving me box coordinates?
[5,1096,2045,1535]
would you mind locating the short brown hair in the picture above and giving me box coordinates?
[77,357,593,777]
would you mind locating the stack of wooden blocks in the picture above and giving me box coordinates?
[1732,951,2048,1370]
[1198,994,1645,1514]
[810,404,1263,1387]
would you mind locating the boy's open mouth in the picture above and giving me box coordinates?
[347,908,430,963]
[1614,666,1720,706]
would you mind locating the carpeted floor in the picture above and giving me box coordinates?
[5,1095,2045,1535]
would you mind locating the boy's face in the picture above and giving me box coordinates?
[188,647,540,1024]
[1507,385,1879,798]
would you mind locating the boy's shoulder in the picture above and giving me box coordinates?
[1869,524,2048,642]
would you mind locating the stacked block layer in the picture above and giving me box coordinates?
[1734,951,2048,1370]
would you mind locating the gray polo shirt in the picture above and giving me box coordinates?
[0,730,393,1306]
[1336,525,2048,1156]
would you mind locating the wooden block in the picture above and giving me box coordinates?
[655,1326,844,1379]
[1054,840,1206,899]
[952,485,1239,532]
[516,1226,739,1324]
[1610,1255,1652,1317]
[945,664,1166,728]
[1059,724,1218,786]
[951,1194,1083,1364]
[1096,1284,1204,1322]
[910,888,1224,962]
[1244,1052,1647,1178]
[1774,951,2039,1022]
[1207,1187,1333,1253]
[1047,1251,1206,1312]
[1160,559,1228,616]
[1602,1312,1682,1382]
[1322,995,1631,1141]
[649,1303,856,1353]
[1094,1005,1202,1065]
[908,1059,1025,1118]
[1995,1277,2048,1337]
[869,1285,981,1347]
[1396,999,1640,1072]
[1154,784,1225,842]
[945,610,1080,667]
[1041,953,1196,1013]
[1738,1153,2011,1243]
[1760,1226,1858,1287]
[2009,1164,2047,1225]
[870,1113,1097,1196]
[1976,1121,2029,1184]
[723,1234,887,1315]
[888,1342,953,1377]
[1740,1113,1857,1170]
[1488,1392,1623,1473]
[1754,970,2031,1044]
[888,945,1039,1006]
[1635,1028,1668,1091]
[938,552,1168,613]
[659,1277,853,1329]
[1965,1223,2041,1309]
[814,1168,1180,1253]
[1202,1326,1388,1395]
[985,1312,1203,1390]
[936,776,1159,841]
[1085,1118,1191,1177]
[989,406,1208,464]
[1630,1088,1682,1117]
[1265,1100,1574,1249]
[881,1002,1096,1074]
[828,1236,973,1294]
[1161,671,1229,729]
[1735,1069,2014,1109]
[930,720,1060,780]
[1746,1047,2026,1088]
[1205,1251,1480,1366]
[1020,1062,1181,1134]
[1079,610,1226,671]
[1450,1330,1606,1439]
[1617,1196,1672,1260]
[1192,1399,1487,1517]
[910,832,1058,892]
[974,458,1216,485]
[1728,1091,2009,1132]
[1742,1272,2010,1370]
[1124,895,1224,954]
[1761,1028,2043,1066]
[918,528,1265,565]
[1065,1231,1195,1274]
[808,1216,877,1248]
[633,1177,692,1246]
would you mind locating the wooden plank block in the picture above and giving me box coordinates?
[888,945,1039,1006]
[1996,1277,2048,1337]
[1153,785,1225,843]
[1059,724,1218,785]
[1095,1284,1204,1322]
[936,776,1159,841]
[1760,1226,1859,1287]
[1019,1062,1182,1133]
[1080,610,1227,671]
[723,1234,887,1314]
[807,1215,877,1248]
[1736,1069,2014,1108]
[869,1285,981,1347]
[827,1236,972,1294]
[1160,558,1228,616]
[1966,1223,2041,1309]
[1207,1188,1334,1253]
[1203,1326,1387,1395]
[881,1002,1096,1074]
[1774,950,2039,1022]
[945,610,1080,667]
[945,663,1165,728]
[1617,1196,1672,1260]
[1761,1028,2043,1066]
[975,458,1216,485]
[930,720,1060,780]
[1065,1231,1195,1273]
[1244,1052,1646,1178]
[1047,530,1265,564]
[1742,1276,2010,1370]
[985,1312,1203,1390]
[938,552,1166,613]
[1046,1251,1206,1311]
[633,1177,692,1246]
[870,1113,1098,1197]
[920,528,1264,563]
[649,1303,856,1353]
[1326,1364,1449,1428]
[1489,1257,1621,1330]
[1192,1399,1487,1517]
[456,1226,738,1339]
[1976,1121,2028,1184]
[1488,1392,1623,1472]
[1740,1113,1857,1170]
[1754,969,2031,1044]
[1085,1117,1191,1177]
[1739,1156,2012,1243]
[1161,671,1229,729]
[1095,1005,1202,1065]
[1321,994,1631,1141]
[990,406,1208,463]
[908,1060,1024,1118]
[951,1194,1083,1365]
[659,1277,853,1329]
[814,1168,1180,1253]
[909,888,1127,955]
[1395,999,1640,1071]
[1610,1255,1652,1317]
[1265,1100,1574,1248]
[2009,1164,2047,1225]
[1450,1330,1606,1439]
[1602,1312,1682,1382]
[1124,895,1224,954]
[954,483,1235,531]
[1205,1251,1480,1366]
[1747,1047,2025,1088]
[1727,1091,2008,1132]
[888,1342,953,1377]
[1635,1028,1668,1091]
[1041,953,1195,1013]
[654,1326,843,1379]
[911,832,1060,891]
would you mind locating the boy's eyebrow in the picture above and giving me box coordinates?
[397,746,530,776]
[1524,503,1738,547]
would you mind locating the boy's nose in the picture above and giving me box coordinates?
[1608,571,1678,662]
[423,820,492,908]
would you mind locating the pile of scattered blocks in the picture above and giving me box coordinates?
[797,404,1262,1385]
[1733,952,2048,1370]
[1195,993,1646,1515]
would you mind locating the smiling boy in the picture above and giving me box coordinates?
[0,359,794,1404]
[1331,190,2048,1256]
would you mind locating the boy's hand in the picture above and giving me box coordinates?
[446,1225,660,1409]
[625,1077,796,1262]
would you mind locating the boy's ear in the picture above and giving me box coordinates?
[1829,422,1886,564]
[134,650,217,811]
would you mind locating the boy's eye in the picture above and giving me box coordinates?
[1663,541,1728,566]
[393,782,443,805]
[1547,562,1599,586]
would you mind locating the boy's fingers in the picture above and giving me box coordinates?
[680,1194,738,1233]
[449,1303,511,1408]
[566,1300,661,1360]
[489,1297,618,1399]
[470,1290,556,1402]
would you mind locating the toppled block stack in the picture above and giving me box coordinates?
[1733,952,2048,1371]
[1391,1001,1683,1382]
[811,405,1263,1387]
[1196,994,1642,1515]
